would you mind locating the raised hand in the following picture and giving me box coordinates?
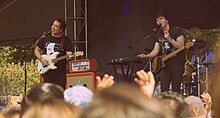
[134,70,155,97]
[96,74,115,90]
[201,92,212,115]
[163,30,172,41]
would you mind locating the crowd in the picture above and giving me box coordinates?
[0,68,217,118]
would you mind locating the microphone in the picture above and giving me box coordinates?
[41,31,51,38]
[153,24,162,31]
[44,30,51,35]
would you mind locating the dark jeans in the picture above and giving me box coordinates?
[42,71,66,89]
[160,64,184,93]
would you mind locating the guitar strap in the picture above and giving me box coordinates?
[60,35,65,49]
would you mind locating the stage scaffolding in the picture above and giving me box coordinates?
[64,0,88,59]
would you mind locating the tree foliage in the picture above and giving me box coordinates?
[0,46,39,96]
[0,61,39,95]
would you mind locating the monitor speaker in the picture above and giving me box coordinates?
[66,72,95,91]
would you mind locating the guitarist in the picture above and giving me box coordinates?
[34,18,73,89]
[138,14,185,93]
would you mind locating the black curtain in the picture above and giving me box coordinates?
[87,0,220,74]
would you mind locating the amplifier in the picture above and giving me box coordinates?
[66,72,95,91]
[69,59,98,73]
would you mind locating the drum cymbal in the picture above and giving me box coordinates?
[190,40,207,50]
[202,62,214,66]
[183,27,203,38]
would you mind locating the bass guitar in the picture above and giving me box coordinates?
[152,42,194,75]
[38,51,83,74]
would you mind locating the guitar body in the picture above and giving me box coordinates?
[37,51,84,74]
[152,42,194,75]
[152,54,166,75]
[38,52,59,74]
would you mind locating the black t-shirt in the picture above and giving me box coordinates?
[37,34,72,74]
[155,26,185,66]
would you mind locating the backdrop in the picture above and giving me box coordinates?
[0,0,220,74]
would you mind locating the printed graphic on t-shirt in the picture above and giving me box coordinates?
[45,42,63,55]
[158,37,171,52]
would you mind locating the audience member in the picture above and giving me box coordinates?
[184,95,206,118]
[0,112,5,118]
[96,74,114,90]
[22,98,81,118]
[64,85,93,108]
[157,91,188,118]
[134,70,156,97]
[80,84,173,118]
[1,106,20,118]
[201,92,212,117]
[213,47,220,117]
[20,83,64,116]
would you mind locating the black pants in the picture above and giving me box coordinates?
[42,71,66,89]
[160,64,184,93]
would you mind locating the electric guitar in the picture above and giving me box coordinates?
[152,42,194,75]
[38,51,83,74]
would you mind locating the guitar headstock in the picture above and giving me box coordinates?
[73,51,84,57]
[185,42,194,49]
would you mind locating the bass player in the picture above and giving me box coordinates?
[34,18,73,89]
[138,13,185,93]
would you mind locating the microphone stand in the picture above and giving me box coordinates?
[143,58,153,71]
[123,30,156,82]
[204,52,209,93]
[195,49,201,96]
[22,31,49,95]
[124,30,156,53]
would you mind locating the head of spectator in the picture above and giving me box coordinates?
[156,91,188,118]
[213,45,220,117]
[184,95,206,118]
[1,106,20,118]
[80,84,173,118]
[22,98,81,118]
[20,83,64,116]
[64,85,93,108]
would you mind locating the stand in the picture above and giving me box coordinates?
[143,58,153,71]
[204,52,209,92]
[22,31,49,94]
[123,31,156,82]
[195,50,201,96]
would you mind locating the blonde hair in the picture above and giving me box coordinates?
[81,84,173,118]
[22,99,81,118]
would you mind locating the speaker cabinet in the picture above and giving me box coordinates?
[66,72,95,91]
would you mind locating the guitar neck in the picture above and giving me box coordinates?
[162,47,185,62]
[51,52,83,63]
[52,55,67,63]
